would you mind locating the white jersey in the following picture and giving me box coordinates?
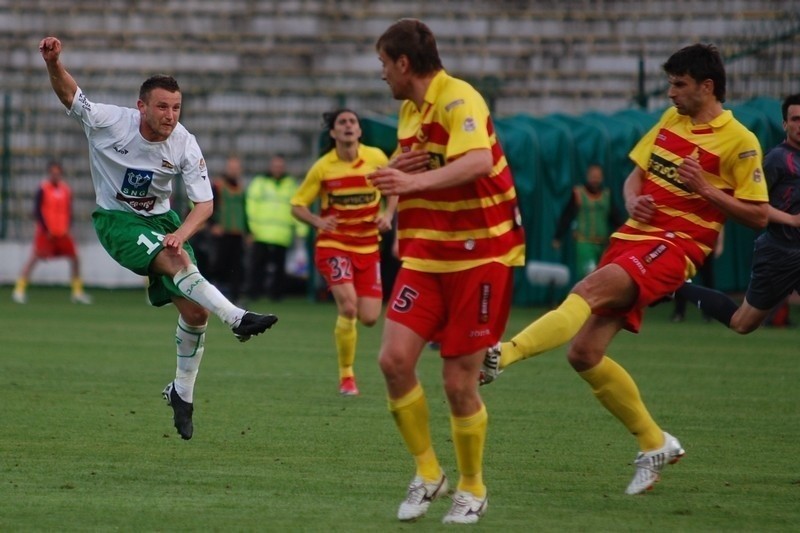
[67,87,213,215]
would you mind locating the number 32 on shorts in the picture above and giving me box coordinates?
[327,256,352,282]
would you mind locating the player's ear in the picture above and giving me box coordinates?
[701,78,714,97]
[397,54,410,74]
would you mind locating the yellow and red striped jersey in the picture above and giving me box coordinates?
[394,70,525,273]
[291,144,389,254]
[619,106,767,276]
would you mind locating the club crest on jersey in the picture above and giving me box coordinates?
[753,168,762,182]
[121,168,154,198]
[463,117,476,132]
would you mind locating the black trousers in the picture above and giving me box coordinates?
[247,242,288,300]
[213,233,245,301]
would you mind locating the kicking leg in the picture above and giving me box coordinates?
[152,246,277,342]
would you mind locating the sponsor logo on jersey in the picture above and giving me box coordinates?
[113,145,129,155]
[161,159,174,169]
[648,154,689,192]
[115,192,156,212]
[429,153,445,169]
[121,168,154,198]
[329,192,377,206]
[445,99,465,111]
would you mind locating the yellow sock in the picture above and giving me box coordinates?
[388,384,441,481]
[502,293,592,368]
[14,278,28,293]
[71,278,85,295]
[451,404,488,498]
[579,356,665,451]
[335,316,357,379]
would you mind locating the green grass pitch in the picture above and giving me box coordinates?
[1,287,798,531]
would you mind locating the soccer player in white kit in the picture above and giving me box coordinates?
[39,36,278,440]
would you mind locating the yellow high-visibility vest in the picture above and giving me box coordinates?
[245,175,307,246]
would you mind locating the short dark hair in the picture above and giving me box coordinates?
[139,75,180,102]
[321,108,360,152]
[662,43,726,103]
[781,93,800,121]
[376,18,443,75]
[46,160,62,172]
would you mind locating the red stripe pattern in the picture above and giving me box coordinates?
[395,71,525,272]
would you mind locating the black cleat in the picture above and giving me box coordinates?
[163,382,193,440]
[231,311,278,342]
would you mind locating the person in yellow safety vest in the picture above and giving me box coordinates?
[245,154,308,301]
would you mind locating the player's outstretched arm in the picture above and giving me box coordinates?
[767,206,800,227]
[39,37,78,109]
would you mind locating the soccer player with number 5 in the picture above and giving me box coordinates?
[369,19,525,524]
[39,36,278,441]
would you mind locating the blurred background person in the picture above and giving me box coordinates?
[245,154,306,302]
[210,155,248,304]
[553,164,621,278]
[13,160,91,304]
[291,108,396,396]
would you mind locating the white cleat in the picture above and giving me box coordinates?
[71,293,92,304]
[625,431,685,495]
[12,290,26,304]
[479,343,503,386]
[397,473,448,521]
[442,490,488,525]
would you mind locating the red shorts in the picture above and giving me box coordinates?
[34,225,77,258]
[595,238,689,332]
[314,247,382,299]
[386,262,514,357]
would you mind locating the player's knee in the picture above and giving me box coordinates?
[359,315,379,328]
[379,346,417,379]
[729,319,758,335]
[181,305,209,326]
[566,343,603,372]
[442,375,476,408]
[339,302,358,319]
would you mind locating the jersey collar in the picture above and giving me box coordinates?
[422,70,450,109]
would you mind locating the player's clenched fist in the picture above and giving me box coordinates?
[39,37,62,62]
